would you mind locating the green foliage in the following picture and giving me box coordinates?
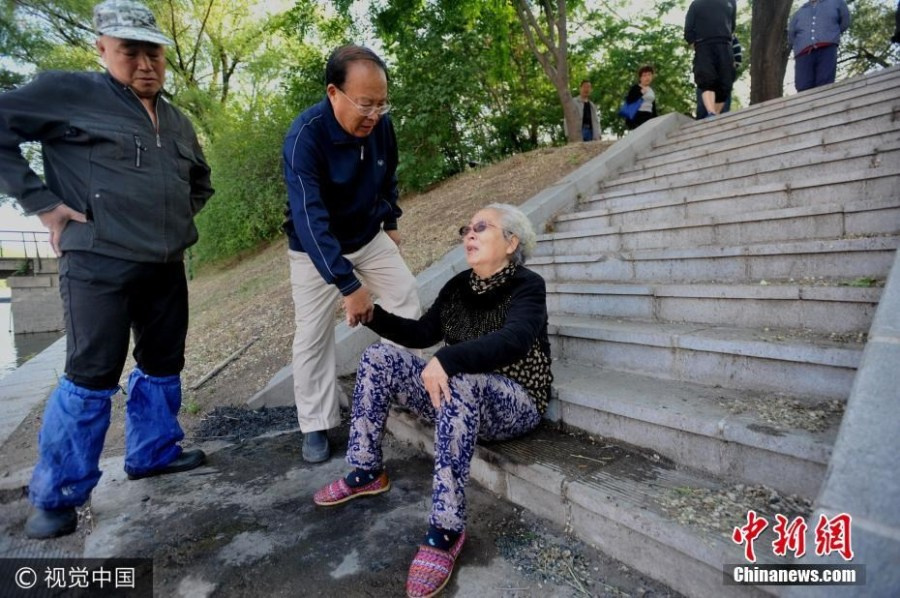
[579,0,695,136]
[191,99,294,264]
[374,0,565,191]
[840,0,900,75]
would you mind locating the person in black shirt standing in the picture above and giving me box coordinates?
[572,79,600,141]
[685,0,737,118]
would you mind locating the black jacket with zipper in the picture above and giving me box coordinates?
[0,71,213,263]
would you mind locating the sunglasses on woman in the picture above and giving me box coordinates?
[458,221,500,237]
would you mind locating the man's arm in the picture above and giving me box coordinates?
[0,73,87,256]
[380,118,401,233]
[0,74,68,215]
[189,135,214,214]
[838,1,851,34]
[787,12,799,48]
[730,0,737,35]
[684,2,696,44]
[284,129,361,297]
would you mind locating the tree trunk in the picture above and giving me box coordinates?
[558,85,581,142]
[513,0,581,143]
[750,0,793,104]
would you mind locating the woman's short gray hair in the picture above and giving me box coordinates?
[485,203,536,266]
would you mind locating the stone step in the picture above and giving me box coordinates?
[567,164,899,227]
[545,281,880,334]
[538,199,900,257]
[548,315,862,400]
[667,66,900,149]
[595,139,900,201]
[528,235,899,286]
[387,410,805,598]
[614,101,899,182]
[664,87,900,157]
[550,360,839,497]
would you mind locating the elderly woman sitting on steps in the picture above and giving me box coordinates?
[313,203,552,598]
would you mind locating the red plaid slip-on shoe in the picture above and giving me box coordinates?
[313,471,391,506]
[405,530,467,598]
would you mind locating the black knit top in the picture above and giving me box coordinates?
[366,264,553,413]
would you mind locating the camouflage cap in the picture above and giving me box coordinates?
[93,0,174,46]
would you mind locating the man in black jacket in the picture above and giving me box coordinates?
[0,0,213,539]
[684,0,737,117]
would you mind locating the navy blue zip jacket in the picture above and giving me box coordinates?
[282,97,401,296]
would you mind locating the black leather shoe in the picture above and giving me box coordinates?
[127,449,206,480]
[25,507,77,539]
[302,431,331,463]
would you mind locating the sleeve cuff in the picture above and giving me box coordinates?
[20,190,64,216]
[337,275,362,297]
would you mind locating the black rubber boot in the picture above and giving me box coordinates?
[127,449,206,480]
[25,507,77,539]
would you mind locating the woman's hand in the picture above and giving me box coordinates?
[422,357,452,410]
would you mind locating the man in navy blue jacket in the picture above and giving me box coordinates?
[282,45,420,463]
[788,0,851,92]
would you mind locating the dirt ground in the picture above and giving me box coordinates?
[0,140,611,493]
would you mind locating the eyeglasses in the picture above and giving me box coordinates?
[336,87,391,117]
[459,221,500,237]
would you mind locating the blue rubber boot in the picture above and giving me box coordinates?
[28,377,114,512]
[123,367,187,478]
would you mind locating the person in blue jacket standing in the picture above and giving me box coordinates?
[282,45,421,464]
[789,0,851,92]
[0,0,213,539]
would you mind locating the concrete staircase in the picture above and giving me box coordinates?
[389,67,900,596]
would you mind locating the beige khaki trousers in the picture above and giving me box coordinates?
[288,230,421,432]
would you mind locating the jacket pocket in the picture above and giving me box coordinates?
[174,139,195,182]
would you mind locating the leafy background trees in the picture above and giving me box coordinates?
[2,0,898,266]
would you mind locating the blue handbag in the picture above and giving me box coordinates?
[618,96,642,120]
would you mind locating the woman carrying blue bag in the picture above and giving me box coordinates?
[620,65,658,130]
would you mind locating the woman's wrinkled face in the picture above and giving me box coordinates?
[460,209,518,275]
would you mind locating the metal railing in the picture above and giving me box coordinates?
[0,230,53,273]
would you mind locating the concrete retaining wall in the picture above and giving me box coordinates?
[8,270,64,334]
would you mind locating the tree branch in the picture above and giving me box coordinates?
[189,0,216,82]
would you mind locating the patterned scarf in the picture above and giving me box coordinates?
[469,262,518,294]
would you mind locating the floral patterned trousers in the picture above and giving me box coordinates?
[347,343,542,532]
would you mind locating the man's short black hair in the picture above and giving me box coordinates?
[325,45,388,88]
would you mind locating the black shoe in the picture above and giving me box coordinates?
[302,431,331,463]
[25,507,77,539]
[126,449,207,480]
